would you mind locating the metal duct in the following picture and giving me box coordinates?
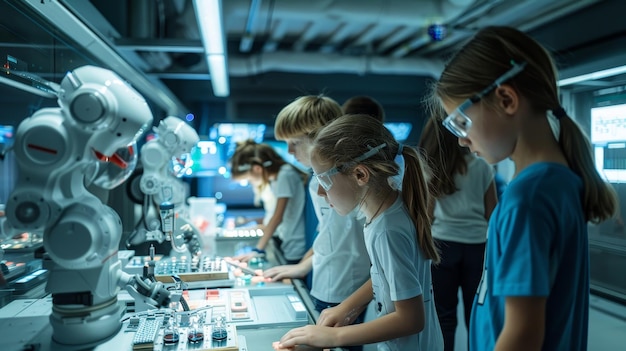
[227,51,444,77]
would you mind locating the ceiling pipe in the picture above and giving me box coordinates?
[293,21,328,52]
[262,20,287,52]
[223,0,475,27]
[223,0,478,59]
[416,0,601,56]
[239,0,262,53]
[25,0,187,116]
[376,26,419,54]
[227,51,444,77]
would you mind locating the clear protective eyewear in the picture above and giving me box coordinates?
[236,160,272,172]
[442,61,527,138]
[314,143,387,191]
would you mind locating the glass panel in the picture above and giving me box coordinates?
[587,87,626,302]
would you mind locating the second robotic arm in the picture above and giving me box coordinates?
[128,116,203,256]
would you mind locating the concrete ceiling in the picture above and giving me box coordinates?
[1,0,626,141]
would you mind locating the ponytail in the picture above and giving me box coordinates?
[557,113,618,223]
[401,146,440,263]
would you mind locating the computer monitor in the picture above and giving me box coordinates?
[591,103,626,182]
[189,123,268,207]
[0,124,16,203]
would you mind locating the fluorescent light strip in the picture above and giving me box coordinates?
[193,0,225,54]
[193,0,230,97]
[558,65,626,86]
[208,54,230,97]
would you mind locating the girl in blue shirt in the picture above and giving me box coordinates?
[430,26,617,351]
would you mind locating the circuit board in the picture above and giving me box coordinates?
[126,315,238,351]
[154,256,230,282]
[152,323,238,351]
[0,232,43,252]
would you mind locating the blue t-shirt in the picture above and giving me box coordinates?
[470,163,589,351]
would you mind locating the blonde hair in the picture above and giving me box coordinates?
[312,114,439,263]
[274,95,343,140]
[429,26,617,223]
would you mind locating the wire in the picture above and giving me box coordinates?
[179,294,190,311]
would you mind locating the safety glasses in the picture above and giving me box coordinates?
[315,166,341,191]
[442,61,527,138]
[314,143,387,191]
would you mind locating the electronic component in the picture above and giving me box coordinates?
[124,254,164,275]
[229,291,248,313]
[162,329,180,344]
[218,228,264,238]
[154,256,229,282]
[211,314,228,341]
[125,311,238,351]
[132,316,164,351]
[187,313,205,343]
[284,293,308,320]
[0,260,27,281]
[9,269,48,294]
[0,232,43,252]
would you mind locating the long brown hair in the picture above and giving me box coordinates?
[312,114,439,263]
[429,26,617,223]
[419,114,470,198]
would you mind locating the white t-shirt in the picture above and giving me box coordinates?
[309,177,370,303]
[259,185,276,225]
[365,195,443,351]
[431,154,493,244]
[270,164,306,261]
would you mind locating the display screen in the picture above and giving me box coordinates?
[208,123,266,144]
[189,140,227,176]
[189,123,267,177]
[591,104,626,144]
[591,104,626,182]
[0,125,14,148]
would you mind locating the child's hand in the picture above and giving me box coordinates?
[272,341,332,351]
[278,325,338,349]
[317,303,364,327]
[232,251,259,263]
[272,341,294,350]
[264,264,307,281]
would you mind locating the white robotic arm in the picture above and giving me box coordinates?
[128,116,202,256]
[3,65,176,346]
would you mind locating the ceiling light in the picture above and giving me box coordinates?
[193,0,230,97]
[558,65,626,86]
[207,55,229,97]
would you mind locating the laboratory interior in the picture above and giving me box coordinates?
[0,1,625,351]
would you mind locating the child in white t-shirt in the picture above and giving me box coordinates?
[230,140,307,263]
[277,115,443,351]
[266,96,372,351]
